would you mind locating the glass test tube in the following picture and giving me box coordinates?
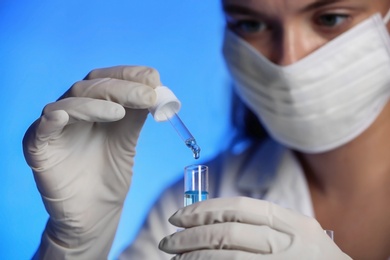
[184,164,209,206]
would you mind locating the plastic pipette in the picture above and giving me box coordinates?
[149,86,201,159]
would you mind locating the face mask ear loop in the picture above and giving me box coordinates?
[383,9,390,24]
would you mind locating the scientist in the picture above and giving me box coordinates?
[23,0,390,259]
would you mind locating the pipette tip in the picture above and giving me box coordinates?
[185,138,201,159]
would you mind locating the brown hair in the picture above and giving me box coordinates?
[230,85,269,143]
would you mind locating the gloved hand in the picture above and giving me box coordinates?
[159,197,352,260]
[23,66,159,259]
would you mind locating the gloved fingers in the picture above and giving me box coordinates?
[23,98,125,162]
[23,109,70,162]
[168,197,316,233]
[164,197,352,260]
[159,222,291,255]
[43,97,126,125]
[84,65,162,88]
[171,250,270,260]
[62,78,156,109]
[169,197,275,227]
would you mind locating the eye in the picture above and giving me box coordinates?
[316,14,349,27]
[229,19,268,34]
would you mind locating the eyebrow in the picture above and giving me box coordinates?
[301,0,347,12]
[223,4,263,17]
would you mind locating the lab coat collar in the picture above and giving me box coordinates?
[236,138,314,217]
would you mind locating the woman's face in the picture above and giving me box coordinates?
[222,0,390,65]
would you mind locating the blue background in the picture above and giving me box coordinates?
[0,0,230,259]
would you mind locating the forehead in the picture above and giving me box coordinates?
[222,0,366,12]
[222,0,312,8]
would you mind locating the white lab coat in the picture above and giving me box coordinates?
[119,138,314,259]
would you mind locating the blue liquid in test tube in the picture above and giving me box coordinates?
[184,164,209,206]
[184,190,209,206]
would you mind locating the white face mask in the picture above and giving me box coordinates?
[223,13,390,153]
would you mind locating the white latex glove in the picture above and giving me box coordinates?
[23,66,159,259]
[159,197,352,260]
